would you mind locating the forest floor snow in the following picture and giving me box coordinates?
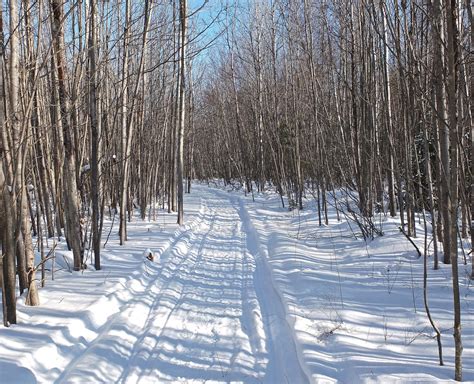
[0,183,472,383]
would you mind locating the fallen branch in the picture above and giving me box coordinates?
[399,226,422,258]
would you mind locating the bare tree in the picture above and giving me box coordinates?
[177,0,187,225]
[445,0,463,379]
[88,0,101,269]
[51,0,84,271]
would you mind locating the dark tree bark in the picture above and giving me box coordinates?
[445,0,463,379]
[88,0,101,269]
[51,0,83,271]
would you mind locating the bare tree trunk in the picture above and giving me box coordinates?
[1,164,16,326]
[88,0,101,269]
[431,0,452,264]
[120,0,153,241]
[186,63,195,194]
[0,6,16,323]
[464,0,474,280]
[425,107,440,269]
[381,3,397,217]
[170,2,179,212]
[8,0,30,296]
[445,0,462,379]
[177,0,187,225]
[423,222,444,365]
[51,0,83,271]
[22,0,40,306]
[227,17,249,194]
[119,0,131,245]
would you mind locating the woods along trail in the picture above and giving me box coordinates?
[56,187,310,384]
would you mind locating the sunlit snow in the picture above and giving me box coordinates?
[0,183,472,383]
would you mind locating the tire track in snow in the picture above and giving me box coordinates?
[124,195,267,383]
[56,187,309,383]
[55,199,212,383]
[226,191,311,384]
[119,205,220,383]
[239,222,267,371]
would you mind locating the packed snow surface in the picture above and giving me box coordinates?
[0,183,472,383]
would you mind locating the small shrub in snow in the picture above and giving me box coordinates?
[143,248,155,262]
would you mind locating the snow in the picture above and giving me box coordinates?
[0,184,472,383]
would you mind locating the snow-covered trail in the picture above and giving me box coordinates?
[4,184,469,383]
[56,187,310,383]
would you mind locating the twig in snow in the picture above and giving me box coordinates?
[103,210,116,248]
[398,226,422,258]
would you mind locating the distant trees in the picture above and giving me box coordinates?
[192,0,471,380]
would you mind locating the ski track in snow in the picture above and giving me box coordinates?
[55,187,310,383]
[1,184,472,383]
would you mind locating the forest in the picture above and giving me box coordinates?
[0,0,472,382]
